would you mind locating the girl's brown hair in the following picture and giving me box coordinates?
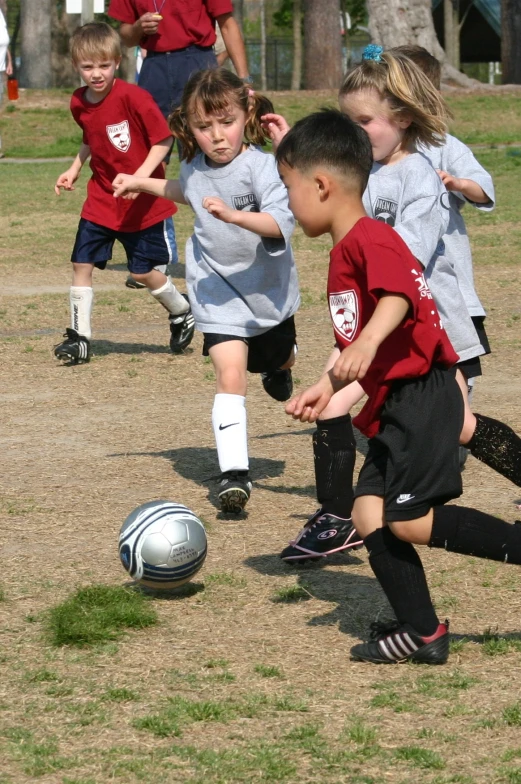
[339,50,449,148]
[169,68,274,162]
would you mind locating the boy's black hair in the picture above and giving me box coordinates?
[276,109,373,194]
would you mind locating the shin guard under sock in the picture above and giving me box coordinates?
[313,414,356,518]
[150,277,189,315]
[430,505,521,563]
[365,528,439,636]
[70,286,93,339]
[467,413,521,487]
[212,394,248,473]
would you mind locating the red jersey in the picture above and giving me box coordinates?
[71,79,175,232]
[328,217,458,438]
[108,0,233,51]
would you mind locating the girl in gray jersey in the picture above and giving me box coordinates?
[113,69,299,515]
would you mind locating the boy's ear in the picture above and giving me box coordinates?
[315,172,332,201]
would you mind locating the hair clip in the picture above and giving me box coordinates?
[248,88,255,97]
[362,44,383,62]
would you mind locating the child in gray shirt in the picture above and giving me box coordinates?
[113,69,299,516]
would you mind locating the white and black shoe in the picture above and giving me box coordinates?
[169,295,195,353]
[218,471,252,514]
[54,328,91,365]
[350,620,450,665]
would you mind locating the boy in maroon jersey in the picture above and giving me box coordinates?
[277,110,521,665]
[54,22,194,364]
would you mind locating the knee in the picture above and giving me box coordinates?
[130,271,149,284]
[460,409,477,445]
[216,366,247,394]
[388,520,418,543]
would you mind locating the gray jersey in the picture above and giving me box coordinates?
[363,153,483,362]
[419,134,495,317]
[179,146,299,337]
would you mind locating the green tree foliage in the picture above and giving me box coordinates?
[273,0,367,34]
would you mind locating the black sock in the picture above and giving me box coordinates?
[313,414,356,519]
[466,413,521,488]
[430,505,521,563]
[365,528,439,636]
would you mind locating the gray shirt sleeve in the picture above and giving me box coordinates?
[251,152,295,254]
[393,165,450,268]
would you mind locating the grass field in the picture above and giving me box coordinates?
[0,89,521,784]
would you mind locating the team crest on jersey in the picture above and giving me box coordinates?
[374,197,397,226]
[232,193,260,212]
[106,120,131,152]
[329,290,358,342]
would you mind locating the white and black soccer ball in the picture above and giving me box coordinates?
[118,501,207,589]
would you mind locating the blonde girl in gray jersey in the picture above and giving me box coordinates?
[113,69,299,515]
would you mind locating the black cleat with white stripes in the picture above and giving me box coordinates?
[350,619,449,664]
[54,328,91,365]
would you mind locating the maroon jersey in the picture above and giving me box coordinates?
[328,217,458,438]
[108,0,233,51]
[71,79,175,232]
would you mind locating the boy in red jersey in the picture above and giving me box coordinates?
[277,110,521,665]
[54,22,194,364]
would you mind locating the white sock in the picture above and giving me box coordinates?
[150,277,189,316]
[70,286,93,339]
[212,393,249,472]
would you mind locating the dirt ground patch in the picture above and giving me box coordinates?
[0,156,521,783]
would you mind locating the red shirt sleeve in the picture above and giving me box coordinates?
[362,239,421,322]
[129,88,172,146]
[107,0,139,24]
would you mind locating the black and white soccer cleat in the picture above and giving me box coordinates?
[54,328,91,365]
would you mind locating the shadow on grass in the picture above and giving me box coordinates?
[109,446,291,516]
[92,339,176,356]
[126,580,206,601]
[244,552,383,640]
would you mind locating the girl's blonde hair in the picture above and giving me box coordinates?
[169,68,274,162]
[70,22,121,64]
[339,50,449,148]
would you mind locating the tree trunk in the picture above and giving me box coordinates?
[20,0,52,88]
[233,0,244,33]
[291,0,302,90]
[304,0,342,89]
[502,0,521,84]
[366,0,476,87]
[259,0,267,90]
[52,5,80,88]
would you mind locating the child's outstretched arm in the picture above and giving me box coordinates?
[118,137,173,201]
[112,174,187,204]
[202,197,282,238]
[286,293,410,424]
[54,143,90,195]
[260,112,291,151]
[332,294,410,383]
[437,170,490,204]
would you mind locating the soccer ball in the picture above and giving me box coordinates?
[118,501,207,589]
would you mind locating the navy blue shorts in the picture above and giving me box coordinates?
[139,46,217,119]
[71,217,178,274]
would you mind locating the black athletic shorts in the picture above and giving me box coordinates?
[354,366,464,522]
[202,316,296,374]
[472,315,491,355]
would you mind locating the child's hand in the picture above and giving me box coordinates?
[54,169,79,195]
[436,169,464,193]
[332,339,377,383]
[285,375,335,423]
[260,113,290,150]
[202,196,236,223]
[112,173,140,200]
